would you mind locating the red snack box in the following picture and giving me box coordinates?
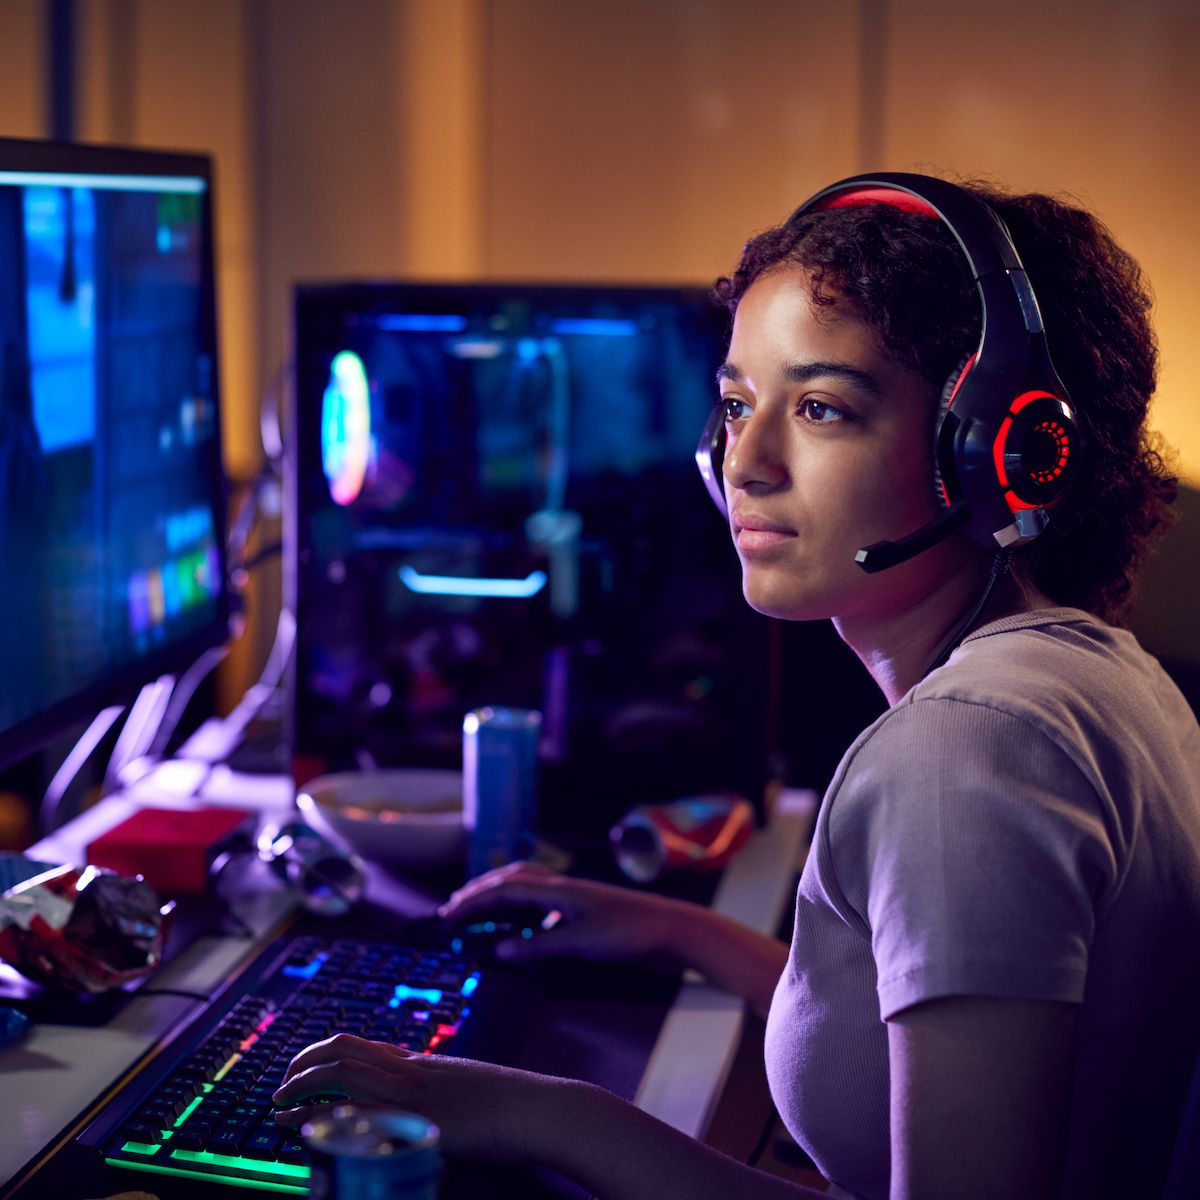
[88,806,253,895]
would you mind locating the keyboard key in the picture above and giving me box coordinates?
[119,1122,162,1144]
[205,1086,241,1110]
[241,1129,282,1159]
[278,1136,307,1163]
[179,1116,216,1138]
[207,1127,247,1154]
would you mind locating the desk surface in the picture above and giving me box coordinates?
[0,771,814,1197]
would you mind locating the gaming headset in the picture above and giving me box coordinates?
[695,172,1083,573]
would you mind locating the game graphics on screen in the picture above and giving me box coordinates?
[0,175,221,741]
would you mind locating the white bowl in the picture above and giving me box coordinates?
[296,768,465,870]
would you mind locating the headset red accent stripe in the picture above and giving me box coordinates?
[814,188,940,218]
[1009,390,1052,415]
[994,415,1015,489]
[944,352,978,412]
[935,353,978,508]
[1005,490,1043,512]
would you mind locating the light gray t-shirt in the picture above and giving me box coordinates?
[765,608,1200,1199]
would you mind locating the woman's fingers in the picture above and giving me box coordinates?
[272,1102,325,1128]
[278,1034,410,1088]
[278,1033,401,1085]
[443,861,556,906]
[492,918,597,961]
[272,1101,404,1130]
[438,864,563,919]
[438,870,670,964]
[270,1044,564,1163]
[273,1055,410,1112]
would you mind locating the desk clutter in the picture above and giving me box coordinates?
[0,860,169,993]
[295,768,465,872]
[87,807,254,897]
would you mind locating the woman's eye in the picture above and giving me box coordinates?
[801,398,844,424]
[722,396,751,423]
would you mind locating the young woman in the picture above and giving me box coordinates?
[272,176,1200,1200]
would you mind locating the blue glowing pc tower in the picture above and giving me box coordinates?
[289,282,773,844]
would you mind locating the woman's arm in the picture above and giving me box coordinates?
[439,863,789,1017]
[888,994,1076,1200]
[662,900,790,1019]
[272,1035,826,1200]
[533,1075,828,1200]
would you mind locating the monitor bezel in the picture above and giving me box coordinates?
[0,135,232,772]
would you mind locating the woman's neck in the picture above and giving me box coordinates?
[835,557,1055,706]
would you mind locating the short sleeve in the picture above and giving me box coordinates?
[818,696,1119,1020]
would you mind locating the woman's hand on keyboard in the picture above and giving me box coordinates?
[439,861,788,1016]
[271,1033,570,1162]
[272,1034,819,1198]
[437,861,695,965]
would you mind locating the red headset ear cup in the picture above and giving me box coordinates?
[933,354,974,508]
[995,393,1082,509]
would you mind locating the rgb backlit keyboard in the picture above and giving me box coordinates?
[80,933,483,1193]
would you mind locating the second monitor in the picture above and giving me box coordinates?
[0,136,230,779]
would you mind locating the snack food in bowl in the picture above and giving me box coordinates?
[295,769,465,870]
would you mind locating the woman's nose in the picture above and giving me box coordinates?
[723,409,788,494]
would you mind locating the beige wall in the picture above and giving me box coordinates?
[7,0,1192,479]
[0,0,45,138]
[2,0,1199,677]
[483,0,865,283]
[880,0,1200,508]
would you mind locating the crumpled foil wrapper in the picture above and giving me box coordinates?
[0,863,168,993]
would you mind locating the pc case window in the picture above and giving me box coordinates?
[291,284,770,843]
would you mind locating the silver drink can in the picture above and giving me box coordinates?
[303,1106,441,1200]
[462,706,541,878]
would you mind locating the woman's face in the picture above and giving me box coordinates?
[719,264,969,626]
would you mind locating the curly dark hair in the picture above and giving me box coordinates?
[713,183,1177,624]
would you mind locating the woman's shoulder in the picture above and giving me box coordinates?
[824,603,1199,832]
[904,605,1182,730]
[835,609,1190,806]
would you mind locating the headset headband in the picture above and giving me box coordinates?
[697,172,1081,570]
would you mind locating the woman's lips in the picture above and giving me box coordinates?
[736,527,796,551]
[733,514,797,552]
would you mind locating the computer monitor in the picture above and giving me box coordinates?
[0,137,231,773]
[289,282,773,844]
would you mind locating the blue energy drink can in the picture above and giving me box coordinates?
[462,706,541,878]
[303,1106,441,1199]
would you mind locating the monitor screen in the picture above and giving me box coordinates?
[290,283,772,842]
[0,138,230,771]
